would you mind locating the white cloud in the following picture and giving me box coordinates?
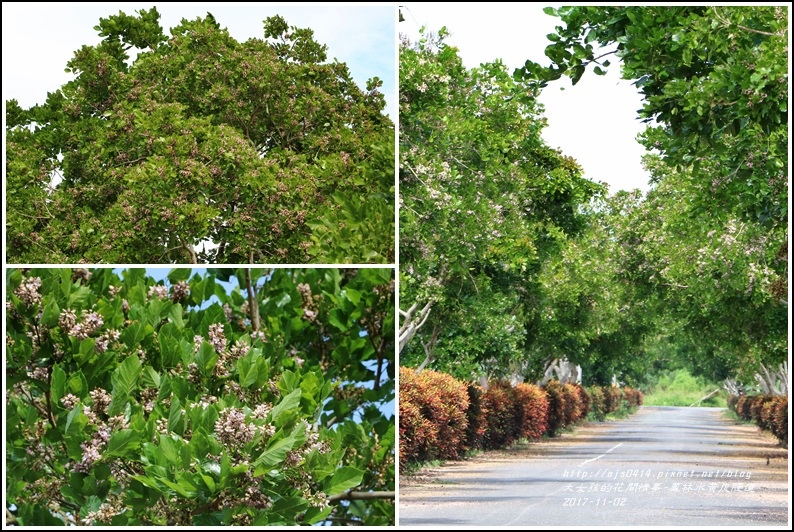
[400,3,651,193]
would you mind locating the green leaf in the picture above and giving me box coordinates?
[328,308,350,332]
[343,288,361,306]
[168,397,182,434]
[65,403,83,434]
[168,303,184,328]
[323,466,364,495]
[121,321,150,349]
[157,433,180,464]
[51,363,67,406]
[141,365,161,388]
[253,433,298,474]
[167,268,192,283]
[195,341,218,376]
[269,388,302,426]
[111,355,142,397]
[109,355,142,415]
[67,285,91,308]
[41,295,60,328]
[571,64,586,85]
[158,477,195,498]
[104,429,142,459]
[66,371,88,398]
[237,350,267,388]
[302,506,334,525]
[275,292,292,308]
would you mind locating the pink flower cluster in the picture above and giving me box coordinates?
[14,276,42,307]
[171,281,190,303]
[148,284,168,300]
[58,309,105,340]
[208,323,227,354]
[214,407,256,447]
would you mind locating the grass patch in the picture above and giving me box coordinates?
[400,458,442,475]
[643,368,727,407]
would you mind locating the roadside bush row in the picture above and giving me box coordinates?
[399,367,644,464]
[728,394,788,444]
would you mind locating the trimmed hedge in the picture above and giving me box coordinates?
[543,380,567,436]
[515,383,549,441]
[587,386,607,420]
[728,393,788,445]
[623,386,644,408]
[603,386,623,413]
[399,367,470,463]
[400,367,645,464]
[481,380,521,449]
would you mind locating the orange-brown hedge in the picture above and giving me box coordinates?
[771,396,787,443]
[399,367,470,463]
[515,383,549,440]
[399,366,647,465]
[481,380,521,449]
[603,386,623,413]
[587,386,607,420]
[563,382,585,424]
[543,380,567,436]
[728,393,788,445]
[623,386,644,408]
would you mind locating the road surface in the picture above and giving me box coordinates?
[399,407,789,526]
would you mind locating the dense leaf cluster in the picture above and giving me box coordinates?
[6,267,394,525]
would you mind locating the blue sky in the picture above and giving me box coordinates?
[2,3,396,120]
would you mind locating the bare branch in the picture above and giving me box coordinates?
[328,490,396,503]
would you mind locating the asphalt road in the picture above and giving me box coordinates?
[399,406,790,527]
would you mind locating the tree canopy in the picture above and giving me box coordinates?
[6,267,394,525]
[399,28,602,379]
[514,6,788,383]
[6,9,394,264]
[400,6,787,389]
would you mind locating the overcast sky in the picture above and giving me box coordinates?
[400,3,652,194]
[1,3,396,119]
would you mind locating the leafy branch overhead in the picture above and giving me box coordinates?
[6,9,394,264]
[515,6,787,228]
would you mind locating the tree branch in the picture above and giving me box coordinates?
[398,300,433,353]
[712,6,782,37]
[327,490,396,503]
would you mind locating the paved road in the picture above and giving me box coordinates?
[399,407,789,526]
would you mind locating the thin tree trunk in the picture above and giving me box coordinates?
[245,265,260,331]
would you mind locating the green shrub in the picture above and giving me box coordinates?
[587,386,607,421]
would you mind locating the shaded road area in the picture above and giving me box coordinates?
[399,407,789,526]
